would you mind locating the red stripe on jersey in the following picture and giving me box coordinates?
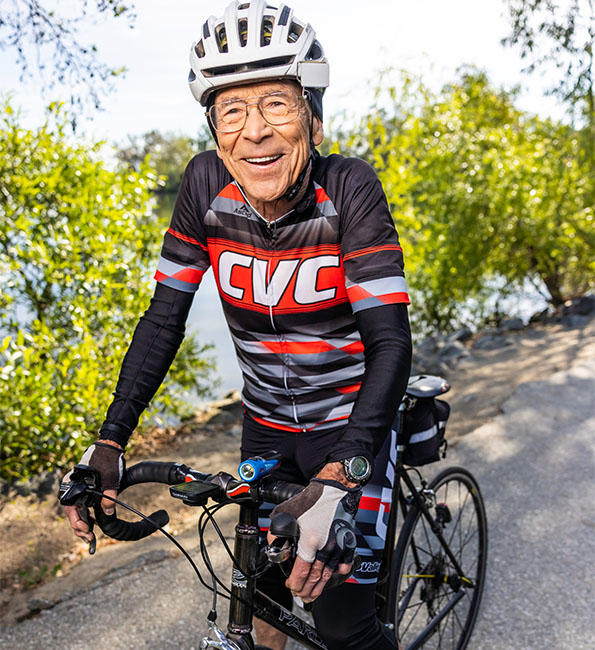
[251,415,308,432]
[316,187,330,203]
[343,244,403,262]
[379,291,410,305]
[261,340,335,354]
[336,382,362,394]
[220,293,349,314]
[206,238,340,259]
[251,413,350,432]
[346,285,373,302]
[154,267,205,284]
[167,227,207,250]
[175,267,205,283]
[341,341,364,354]
[218,182,246,202]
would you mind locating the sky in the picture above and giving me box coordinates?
[3,0,566,144]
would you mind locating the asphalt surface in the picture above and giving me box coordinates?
[1,356,593,649]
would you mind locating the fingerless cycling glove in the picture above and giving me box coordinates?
[271,478,361,569]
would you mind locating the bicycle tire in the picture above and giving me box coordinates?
[388,466,487,650]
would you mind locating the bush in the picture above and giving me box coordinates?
[0,102,214,482]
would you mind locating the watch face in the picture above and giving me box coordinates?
[349,456,369,479]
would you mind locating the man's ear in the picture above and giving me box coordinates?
[312,117,324,146]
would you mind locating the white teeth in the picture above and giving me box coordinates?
[245,155,281,163]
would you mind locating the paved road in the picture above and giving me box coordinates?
[1,356,593,649]
[449,356,595,650]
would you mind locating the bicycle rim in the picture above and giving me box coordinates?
[389,466,487,650]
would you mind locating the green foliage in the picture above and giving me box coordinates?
[331,70,595,332]
[0,102,214,483]
[116,128,215,193]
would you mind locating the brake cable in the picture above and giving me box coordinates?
[88,489,216,595]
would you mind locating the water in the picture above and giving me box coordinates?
[188,268,242,399]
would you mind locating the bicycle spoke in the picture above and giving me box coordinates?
[390,468,487,650]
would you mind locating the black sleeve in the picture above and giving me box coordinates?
[325,303,412,465]
[98,283,194,448]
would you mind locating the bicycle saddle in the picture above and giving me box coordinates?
[405,375,450,398]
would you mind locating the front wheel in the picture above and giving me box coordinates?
[388,467,488,649]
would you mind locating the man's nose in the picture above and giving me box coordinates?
[242,103,271,140]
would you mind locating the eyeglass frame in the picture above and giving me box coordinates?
[205,90,309,134]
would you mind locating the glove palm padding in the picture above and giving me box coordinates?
[271,478,361,570]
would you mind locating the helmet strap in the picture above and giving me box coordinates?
[281,99,318,202]
[281,153,312,202]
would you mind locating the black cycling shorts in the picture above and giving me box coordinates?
[241,412,398,585]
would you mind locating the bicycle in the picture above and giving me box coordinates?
[59,375,487,650]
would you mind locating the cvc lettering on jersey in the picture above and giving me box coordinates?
[211,243,348,313]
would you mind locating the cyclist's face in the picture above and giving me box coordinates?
[214,80,323,217]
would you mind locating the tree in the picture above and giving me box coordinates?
[0,1,135,112]
[0,101,214,483]
[116,128,214,194]
[331,70,595,332]
[501,0,594,124]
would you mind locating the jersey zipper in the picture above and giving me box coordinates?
[264,217,301,427]
[235,183,303,428]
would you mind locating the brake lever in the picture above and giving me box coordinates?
[58,464,101,555]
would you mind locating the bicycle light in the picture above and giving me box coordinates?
[238,452,280,483]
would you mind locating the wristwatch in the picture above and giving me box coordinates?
[342,456,372,485]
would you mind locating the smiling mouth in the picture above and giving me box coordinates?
[244,154,283,166]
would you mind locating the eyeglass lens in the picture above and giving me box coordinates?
[210,92,301,132]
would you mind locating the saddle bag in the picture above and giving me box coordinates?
[399,397,450,467]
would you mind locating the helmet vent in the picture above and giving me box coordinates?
[238,3,250,9]
[287,21,303,43]
[202,55,295,78]
[306,40,322,60]
[278,5,290,26]
[261,16,274,46]
[215,24,229,53]
[238,18,248,46]
[194,40,205,58]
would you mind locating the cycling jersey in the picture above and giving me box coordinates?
[100,150,411,467]
[155,150,409,432]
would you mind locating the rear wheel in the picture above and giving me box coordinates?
[388,467,487,649]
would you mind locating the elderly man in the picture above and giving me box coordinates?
[64,2,411,649]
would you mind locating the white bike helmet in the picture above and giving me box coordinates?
[188,1,329,120]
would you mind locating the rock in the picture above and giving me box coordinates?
[563,295,594,316]
[437,341,470,369]
[446,326,473,343]
[529,308,551,324]
[415,335,440,356]
[227,424,242,437]
[204,393,243,425]
[411,352,450,376]
[472,335,514,350]
[499,317,524,332]
[27,598,54,613]
[561,314,592,329]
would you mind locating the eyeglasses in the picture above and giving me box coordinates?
[207,91,305,133]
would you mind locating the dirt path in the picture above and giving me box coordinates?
[1,320,593,630]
